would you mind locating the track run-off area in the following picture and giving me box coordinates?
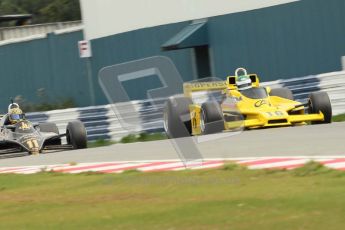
[1,122,345,173]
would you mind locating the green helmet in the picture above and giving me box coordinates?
[237,75,252,91]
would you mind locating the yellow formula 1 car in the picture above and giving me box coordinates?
[164,68,332,138]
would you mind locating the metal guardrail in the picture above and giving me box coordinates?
[26,71,345,141]
[0,21,82,41]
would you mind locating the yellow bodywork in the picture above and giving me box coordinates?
[184,73,325,136]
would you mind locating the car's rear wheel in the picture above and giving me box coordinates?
[201,102,225,135]
[164,96,193,138]
[66,121,87,149]
[308,91,332,124]
[270,87,294,100]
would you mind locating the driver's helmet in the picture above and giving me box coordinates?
[8,105,25,124]
[236,75,252,91]
[8,103,20,112]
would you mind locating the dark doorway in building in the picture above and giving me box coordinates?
[194,45,211,79]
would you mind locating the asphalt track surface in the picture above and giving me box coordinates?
[1,122,344,167]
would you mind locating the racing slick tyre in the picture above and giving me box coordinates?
[38,122,61,145]
[201,102,225,135]
[308,91,332,124]
[164,96,193,138]
[270,87,294,100]
[66,120,87,149]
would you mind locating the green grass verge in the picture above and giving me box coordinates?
[332,113,345,122]
[1,162,345,229]
[87,139,116,148]
[88,132,167,148]
[120,132,167,143]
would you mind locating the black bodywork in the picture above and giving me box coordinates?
[0,115,72,156]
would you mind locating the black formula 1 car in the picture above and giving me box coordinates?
[0,114,87,156]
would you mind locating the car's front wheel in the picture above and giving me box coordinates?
[164,96,193,138]
[66,121,87,149]
[200,102,225,135]
[308,91,332,124]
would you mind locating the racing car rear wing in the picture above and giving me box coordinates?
[183,81,227,97]
[183,69,260,97]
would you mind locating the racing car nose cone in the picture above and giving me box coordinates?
[31,151,39,155]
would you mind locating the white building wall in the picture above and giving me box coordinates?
[80,0,299,40]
